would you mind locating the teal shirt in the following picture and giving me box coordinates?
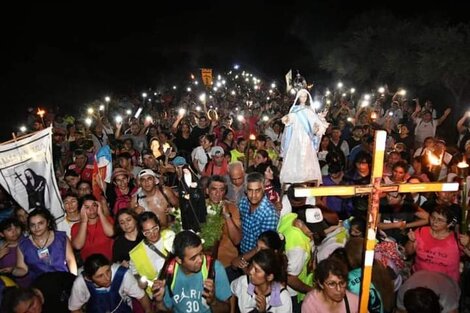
[348,268,383,313]
[163,260,231,312]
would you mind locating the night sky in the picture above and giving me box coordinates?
[1,2,469,140]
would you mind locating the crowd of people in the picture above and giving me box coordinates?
[0,70,469,313]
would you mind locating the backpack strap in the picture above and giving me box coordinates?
[163,254,215,299]
[158,185,172,208]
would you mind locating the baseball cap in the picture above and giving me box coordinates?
[138,169,159,182]
[171,156,187,167]
[210,146,224,157]
[296,207,328,233]
[112,168,130,180]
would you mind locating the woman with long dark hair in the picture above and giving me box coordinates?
[112,209,143,266]
[13,209,77,284]
[231,249,291,312]
[219,128,235,153]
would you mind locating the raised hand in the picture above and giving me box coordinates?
[255,293,267,312]
[202,278,216,305]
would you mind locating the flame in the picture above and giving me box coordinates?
[249,134,256,141]
[457,160,469,169]
[427,151,441,166]
[37,108,45,118]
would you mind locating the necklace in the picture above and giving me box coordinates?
[32,231,51,250]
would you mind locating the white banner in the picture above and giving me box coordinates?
[0,127,64,220]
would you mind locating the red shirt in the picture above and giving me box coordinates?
[414,226,461,282]
[71,217,114,261]
[68,163,94,182]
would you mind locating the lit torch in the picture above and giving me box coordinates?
[37,108,46,127]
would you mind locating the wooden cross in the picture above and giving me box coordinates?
[295,130,459,313]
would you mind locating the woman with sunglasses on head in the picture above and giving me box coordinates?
[302,257,359,313]
[405,205,462,283]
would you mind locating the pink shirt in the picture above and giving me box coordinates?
[302,289,359,313]
[414,226,461,282]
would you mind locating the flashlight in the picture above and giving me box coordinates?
[313,101,322,110]
[115,115,123,123]
[199,93,206,102]
[134,107,143,119]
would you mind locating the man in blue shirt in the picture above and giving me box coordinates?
[153,231,231,313]
[239,172,279,254]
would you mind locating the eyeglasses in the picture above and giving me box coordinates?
[142,225,160,237]
[324,280,347,289]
